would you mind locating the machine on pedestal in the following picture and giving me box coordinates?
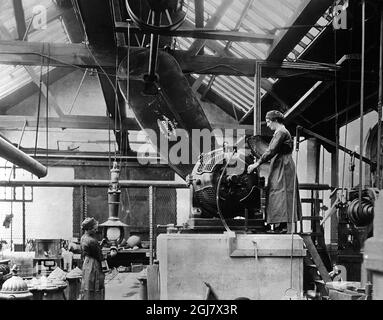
[186,136,269,232]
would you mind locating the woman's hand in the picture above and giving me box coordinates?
[247,162,259,174]
[100,238,108,247]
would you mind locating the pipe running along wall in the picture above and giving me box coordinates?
[0,136,47,178]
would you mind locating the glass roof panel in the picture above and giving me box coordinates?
[0,15,71,100]
[0,0,335,122]
[175,0,312,114]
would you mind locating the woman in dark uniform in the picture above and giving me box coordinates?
[80,217,105,300]
[247,110,302,233]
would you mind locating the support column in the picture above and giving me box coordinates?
[306,138,320,183]
[253,62,262,136]
[377,6,383,189]
[305,138,321,232]
[22,186,26,251]
[330,149,339,248]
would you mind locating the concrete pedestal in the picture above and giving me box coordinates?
[364,191,383,300]
[157,233,306,300]
[66,276,81,300]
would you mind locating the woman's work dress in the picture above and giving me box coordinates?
[257,127,302,224]
[80,233,105,300]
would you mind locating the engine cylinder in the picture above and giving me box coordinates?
[346,188,378,227]
[190,149,263,219]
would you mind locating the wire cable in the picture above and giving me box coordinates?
[114,45,120,163]
[284,133,300,300]
[215,148,242,234]
[123,21,132,171]
[34,45,44,158]
[46,43,50,171]
[340,11,353,197]
[72,0,125,166]
[68,68,87,114]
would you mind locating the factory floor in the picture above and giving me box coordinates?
[104,270,142,300]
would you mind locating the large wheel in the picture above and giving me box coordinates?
[125,0,188,33]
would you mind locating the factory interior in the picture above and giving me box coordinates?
[1,0,383,302]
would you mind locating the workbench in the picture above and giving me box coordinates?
[104,248,150,269]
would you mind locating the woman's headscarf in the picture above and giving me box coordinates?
[81,217,98,231]
[265,110,284,123]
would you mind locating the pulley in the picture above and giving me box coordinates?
[125,0,188,33]
[347,188,378,227]
[125,0,189,95]
[347,198,374,227]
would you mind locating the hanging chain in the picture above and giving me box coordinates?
[84,185,88,217]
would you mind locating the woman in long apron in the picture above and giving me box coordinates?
[247,110,302,233]
[79,217,105,300]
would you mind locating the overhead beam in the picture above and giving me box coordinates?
[298,126,375,166]
[0,41,337,79]
[115,23,275,44]
[10,0,64,115]
[23,67,65,117]
[0,1,83,112]
[0,23,65,117]
[0,67,74,113]
[195,0,205,28]
[0,40,117,68]
[0,115,139,131]
[12,0,26,40]
[110,0,126,47]
[267,0,334,61]
[185,0,291,119]
[58,1,86,43]
[284,81,334,124]
[283,54,357,124]
[172,52,337,79]
[310,91,379,130]
[0,114,253,133]
[192,0,254,92]
[194,0,205,55]
[188,0,234,56]
[75,0,116,48]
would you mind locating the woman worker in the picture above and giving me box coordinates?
[80,217,105,300]
[247,110,302,233]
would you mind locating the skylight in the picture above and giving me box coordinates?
[174,0,335,116]
[0,7,73,101]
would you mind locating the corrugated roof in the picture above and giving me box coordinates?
[0,0,333,120]
[0,0,71,100]
[176,0,334,115]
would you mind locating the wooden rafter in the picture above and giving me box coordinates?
[194,0,205,28]
[0,40,337,79]
[0,115,138,131]
[0,114,254,134]
[115,23,275,44]
[178,15,292,115]
[192,0,254,92]
[267,0,334,61]
[0,68,74,113]
[12,0,26,40]
[188,0,234,56]
[1,18,65,118]
[240,0,334,124]
[110,0,126,47]
[284,81,334,124]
